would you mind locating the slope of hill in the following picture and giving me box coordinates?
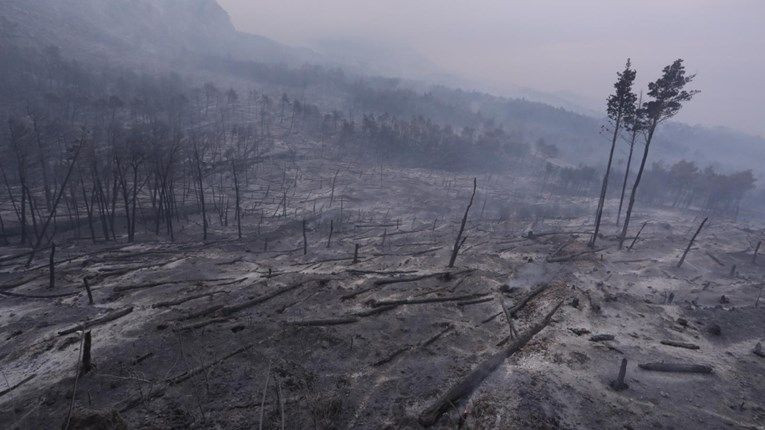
[0,0,317,67]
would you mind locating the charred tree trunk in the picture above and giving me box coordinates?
[193,143,208,241]
[48,242,55,289]
[232,161,242,240]
[677,217,708,268]
[617,126,638,226]
[302,219,308,255]
[753,241,761,264]
[26,139,84,267]
[448,178,477,268]
[628,221,648,250]
[619,119,657,249]
[590,117,621,247]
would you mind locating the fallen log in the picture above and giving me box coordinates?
[0,274,44,291]
[353,305,398,317]
[457,297,494,306]
[176,318,229,331]
[58,306,134,336]
[418,301,563,427]
[220,282,306,316]
[113,280,186,293]
[372,246,444,257]
[346,269,419,276]
[523,230,590,239]
[547,247,606,263]
[373,346,410,367]
[505,283,551,318]
[378,269,475,286]
[114,277,236,293]
[341,269,474,301]
[705,251,725,267]
[0,290,78,299]
[369,293,488,308]
[660,340,700,350]
[0,373,36,399]
[638,362,712,373]
[373,325,453,367]
[290,317,358,326]
[480,311,503,324]
[611,258,657,264]
[119,344,254,412]
[152,291,225,308]
[181,305,224,321]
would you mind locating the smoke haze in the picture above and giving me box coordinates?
[219,0,765,137]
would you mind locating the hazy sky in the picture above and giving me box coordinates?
[219,0,764,136]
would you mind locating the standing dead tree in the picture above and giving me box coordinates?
[302,219,308,255]
[753,240,761,264]
[48,242,55,288]
[329,169,339,207]
[448,178,477,268]
[677,217,708,268]
[590,59,637,248]
[232,160,242,239]
[617,92,643,226]
[192,139,208,241]
[26,136,85,266]
[326,219,334,248]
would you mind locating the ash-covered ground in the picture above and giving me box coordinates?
[1,158,763,429]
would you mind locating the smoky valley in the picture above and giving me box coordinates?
[0,1,763,429]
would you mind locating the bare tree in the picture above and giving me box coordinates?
[617,92,644,226]
[448,178,477,268]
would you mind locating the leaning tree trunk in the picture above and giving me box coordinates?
[589,116,621,247]
[448,178,477,268]
[677,217,708,268]
[25,139,84,266]
[617,127,638,226]
[619,120,657,249]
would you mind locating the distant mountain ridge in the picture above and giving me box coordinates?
[0,0,318,67]
[2,0,764,180]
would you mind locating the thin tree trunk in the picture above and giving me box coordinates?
[448,178,477,268]
[619,120,657,249]
[617,127,638,226]
[193,144,208,241]
[26,139,84,266]
[753,241,761,264]
[590,116,621,247]
[302,219,308,255]
[232,161,242,239]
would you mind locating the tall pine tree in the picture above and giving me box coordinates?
[619,59,698,249]
[589,59,637,247]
